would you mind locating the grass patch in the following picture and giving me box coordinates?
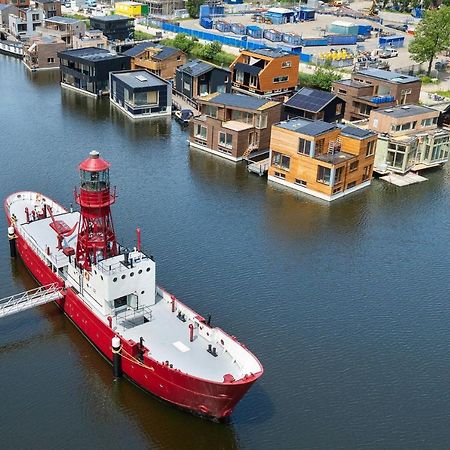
[134,30,156,41]
[63,13,90,28]
[418,74,439,84]
[435,90,450,98]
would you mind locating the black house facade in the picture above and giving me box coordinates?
[90,15,134,41]
[110,69,171,119]
[175,60,231,104]
[284,87,346,123]
[58,47,131,96]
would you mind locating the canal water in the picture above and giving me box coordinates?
[2,54,450,449]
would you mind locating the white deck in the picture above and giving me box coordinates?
[380,172,428,186]
[5,191,262,383]
[119,298,243,382]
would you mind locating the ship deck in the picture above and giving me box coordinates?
[119,299,243,382]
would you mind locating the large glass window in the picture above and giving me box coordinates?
[134,90,158,106]
[366,140,376,157]
[195,124,207,140]
[255,113,267,129]
[298,138,311,156]
[317,166,331,185]
[236,71,244,83]
[219,132,233,148]
[80,169,109,191]
[203,105,218,118]
[231,110,253,124]
[272,152,290,170]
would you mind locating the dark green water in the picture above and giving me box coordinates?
[2,54,450,449]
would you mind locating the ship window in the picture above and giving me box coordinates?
[130,272,134,277]
[138,269,143,274]
[146,267,151,272]
[113,277,117,282]
[121,274,126,280]
[141,290,145,295]
[101,275,103,280]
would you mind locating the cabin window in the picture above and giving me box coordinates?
[272,151,290,170]
[347,181,356,189]
[113,277,117,282]
[255,113,267,129]
[336,103,342,115]
[273,76,288,83]
[317,166,331,185]
[202,105,217,118]
[121,274,126,279]
[366,140,376,157]
[146,267,151,272]
[274,171,285,179]
[138,269,143,274]
[349,160,359,172]
[335,166,344,183]
[114,296,127,309]
[195,124,207,140]
[219,132,233,149]
[362,165,372,181]
[298,138,311,156]
[281,61,291,68]
[338,89,347,94]
[421,117,438,127]
[47,57,55,63]
[295,179,307,186]
[130,272,134,277]
[236,71,244,84]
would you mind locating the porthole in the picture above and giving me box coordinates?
[138,269,143,275]
[141,290,145,295]
[121,274,126,280]
[100,275,103,280]
[146,267,151,272]
[130,272,134,277]
[113,277,117,282]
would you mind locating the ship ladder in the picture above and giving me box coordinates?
[0,283,63,319]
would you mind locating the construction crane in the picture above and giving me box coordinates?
[369,0,380,16]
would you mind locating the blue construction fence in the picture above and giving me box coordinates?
[150,20,315,62]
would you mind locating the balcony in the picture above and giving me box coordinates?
[360,95,395,105]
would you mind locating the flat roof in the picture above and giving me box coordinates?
[277,118,338,136]
[204,93,276,111]
[356,68,420,84]
[123,42,179,60]
[374,104,438,118]
[90,14,132,22]
[339,125,376,139]
[45,16,81,24]
[249,48,291,59]
[178,59,229,77]
[58,46,125,61]
[336,79,367,88]
[315,151,355,164]
[112,70,167,89]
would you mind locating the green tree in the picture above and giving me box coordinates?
[409,6,450,76]
[172,33,195,53]
[186,0,205,19]
[202,41,222,60]
[311,66,341,91]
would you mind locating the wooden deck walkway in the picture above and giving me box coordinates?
[172,91,200,116]
[247,158,270,176]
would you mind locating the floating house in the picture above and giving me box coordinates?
[284,87,345,122]
[35,0,61,19]
[332,69,422,121]
[124,42,186,80]
[175,59,231,104]
[189,93,282,162]
[23,35,66,71]
[72,29,108,50]
[366,104,450,175]
[8,8,44,39]
[38,16,86,48]
[268,119,377,201]
[58,47,131,96]
[230,48,299,98]
[110,69,171,119]
[90,15,134,41]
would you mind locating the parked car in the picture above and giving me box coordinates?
[379,48,399,58]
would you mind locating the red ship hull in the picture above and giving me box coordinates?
[7,212,260,420]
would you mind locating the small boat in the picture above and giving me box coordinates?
[175,108,194,125]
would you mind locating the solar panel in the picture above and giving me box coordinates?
[135,75,147,82]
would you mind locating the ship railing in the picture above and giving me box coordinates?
[97,251,150,275]
[0,283,63,319]
[113,305,153,329]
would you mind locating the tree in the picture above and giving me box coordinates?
[311,66,341,91]
[409,6,450,76]
[201,41,222,60]
[186,0,205,19]
[172,33,195,53]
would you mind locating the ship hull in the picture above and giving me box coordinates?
[7,214,259,420]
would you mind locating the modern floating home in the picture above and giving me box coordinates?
[175,60,231,105]
[189,93,282,162]
[38,16,86,48]
[110,69,172,119]
[124,42,186,80]
[366,104,450,174]
[268,118,377,201]
[23,35,66,71]
[90,15,135,41]
[284,87,345,122]
[332,69,422,121]
[58,47,131,97]
[229,48,299,99]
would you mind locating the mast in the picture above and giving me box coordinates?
[75,151,117,270]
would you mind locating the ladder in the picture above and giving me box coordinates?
[0,283,63,319]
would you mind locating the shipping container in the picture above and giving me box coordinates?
[357,24,372,36]
[277,44,303,55]
[298,7,315,21]
[302,37,328,46]
[215,20,231,32]
[327,34,358,45]
[231,22,246,35]
[246,25,263,39]
[379,35,405,48]
[282,33,302,45]
[329,20,359,36]
[115,1,143,17]
[200,17,213,29]
[263,29,283,42]
[199,5,224,18]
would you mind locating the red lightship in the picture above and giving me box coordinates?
[4,151,263,420]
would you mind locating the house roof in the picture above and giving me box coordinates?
[249,48,290,59]
[234,62,262,76]
[374,104,438,118]
[123,42,179,60]
[45,16,80,24]
[203,93,277,111]
[58,47,125,61]
[356,68,419,84]
[285,87,337,113]
[266,7,295,14]
[111,70,168,89]
[90,15,131,22]
[277,118,338,136]
[339,125,375,139]
[178,59,229,77]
